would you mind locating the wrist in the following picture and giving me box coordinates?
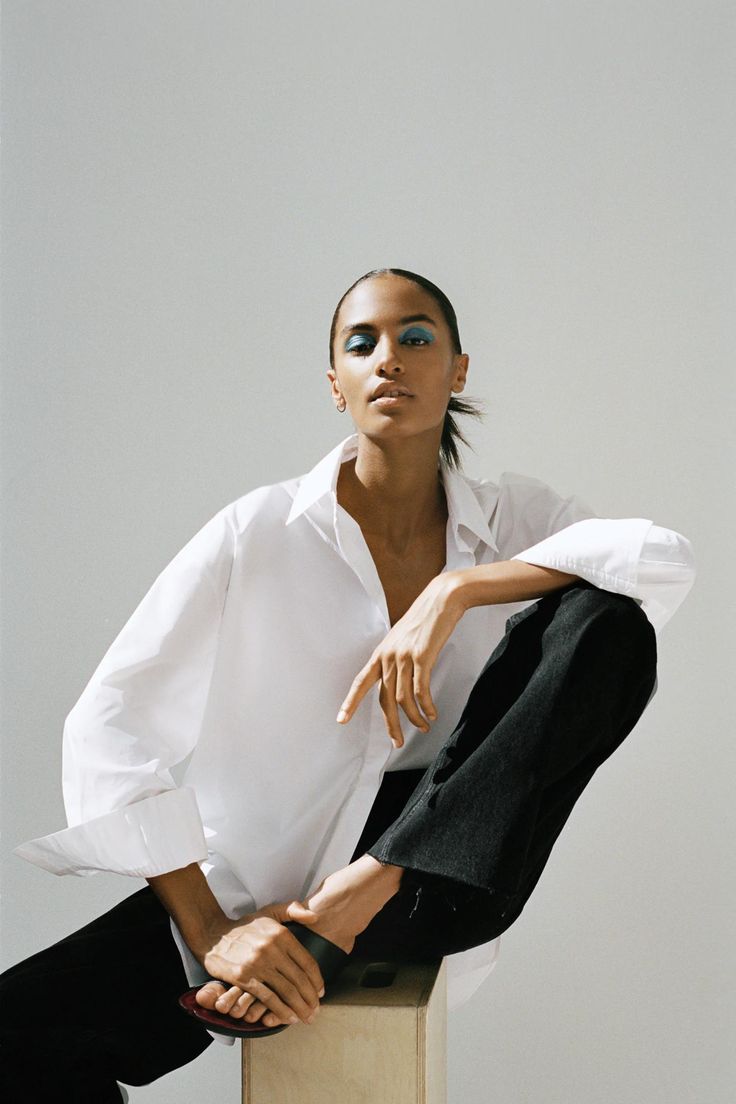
[146,861,230,965]
[440,569,477,615]
[188,908,230,966]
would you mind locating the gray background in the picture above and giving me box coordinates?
[2,1,733,1101]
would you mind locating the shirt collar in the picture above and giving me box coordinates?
[285,433,498,554]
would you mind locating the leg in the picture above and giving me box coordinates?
[351,580,658,959]
[0,886,213,1104]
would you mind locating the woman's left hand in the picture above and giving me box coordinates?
[336,571,467,748]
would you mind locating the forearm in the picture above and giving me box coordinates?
[146,861,228,963]
[449,560,581,611]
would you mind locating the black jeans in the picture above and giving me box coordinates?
[0,581,657,1102]
[353,579,658,959]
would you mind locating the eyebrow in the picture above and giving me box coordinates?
[339,313,438,338]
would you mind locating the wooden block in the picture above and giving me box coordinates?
[242,955,447,1104]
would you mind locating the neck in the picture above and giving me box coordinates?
[337,430,447,551]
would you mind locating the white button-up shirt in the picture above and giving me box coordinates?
[14,433,696,1046]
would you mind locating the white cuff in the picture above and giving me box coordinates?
[511,517,653,596]
[12,786,208,878]
[632,526,697,634]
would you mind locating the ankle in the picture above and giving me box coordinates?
[360,854,404,891]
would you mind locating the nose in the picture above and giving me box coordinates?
[372,334,405,376]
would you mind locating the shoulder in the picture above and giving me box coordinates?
[204,478,296,545]
[455,467,597,553]
[493,470,594,516]
[488,470,597,550]
[497,470,560,499]
[459,468,562,517]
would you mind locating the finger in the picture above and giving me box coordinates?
[261,1011,286,1027]
[231,992,269,1023]
[226,989,255,1018]
[214,985,248,1014]
[336,658,381,723]
[239,976,301,1025]
[413,661,437,723]
[256,934,323,1024]
[395,652,430,732]
[379,665,404,748]
[218,988,281,1027]
[262,965,321,1026]
[279,924,326,1006]
[238,998,286,1028]
[230,908,324,1015]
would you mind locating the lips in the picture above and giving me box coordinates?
[370,385,413,401]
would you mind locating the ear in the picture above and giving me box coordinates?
[326,369,343,403]
[450,353,469,395]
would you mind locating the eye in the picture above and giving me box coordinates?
[400,328,433,346]
[344,328,434,355]
[345,335,375,356]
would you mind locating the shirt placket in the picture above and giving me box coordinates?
[313,495,484,888]
[333,497,479,745]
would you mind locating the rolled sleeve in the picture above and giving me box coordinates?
[500,472,696,634]
[511,516,654,596]
[632,524,697,634]
[13,505,235,878]
[12,787,208,878]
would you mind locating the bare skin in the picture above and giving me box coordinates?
[197,274,468,1028]
[194,277,584,1029]
[194,854,404,1027]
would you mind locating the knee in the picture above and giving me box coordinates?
[579,583,655,665]
[565,581,644,623]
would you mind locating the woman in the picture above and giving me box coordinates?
[2,268,695,1101]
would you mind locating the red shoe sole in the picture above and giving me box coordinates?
[178,986,290,1038]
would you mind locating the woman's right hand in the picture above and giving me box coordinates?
[197,901,326,1027]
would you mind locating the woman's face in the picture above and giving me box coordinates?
[327,275,469,441]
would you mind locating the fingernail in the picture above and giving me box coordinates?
[289,1014,298,1024]
[319,986,325,997]
[336,710,347,723]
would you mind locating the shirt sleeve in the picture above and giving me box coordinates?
[12,505,236,878]
[497,472,696,635]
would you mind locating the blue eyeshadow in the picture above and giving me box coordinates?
[345,327,435,351]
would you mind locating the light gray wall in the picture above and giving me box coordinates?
[2,1,732,1101]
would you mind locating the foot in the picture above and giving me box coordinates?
[284,853,405,955]
[193,856,404,1028]
[194,979,296,1029]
